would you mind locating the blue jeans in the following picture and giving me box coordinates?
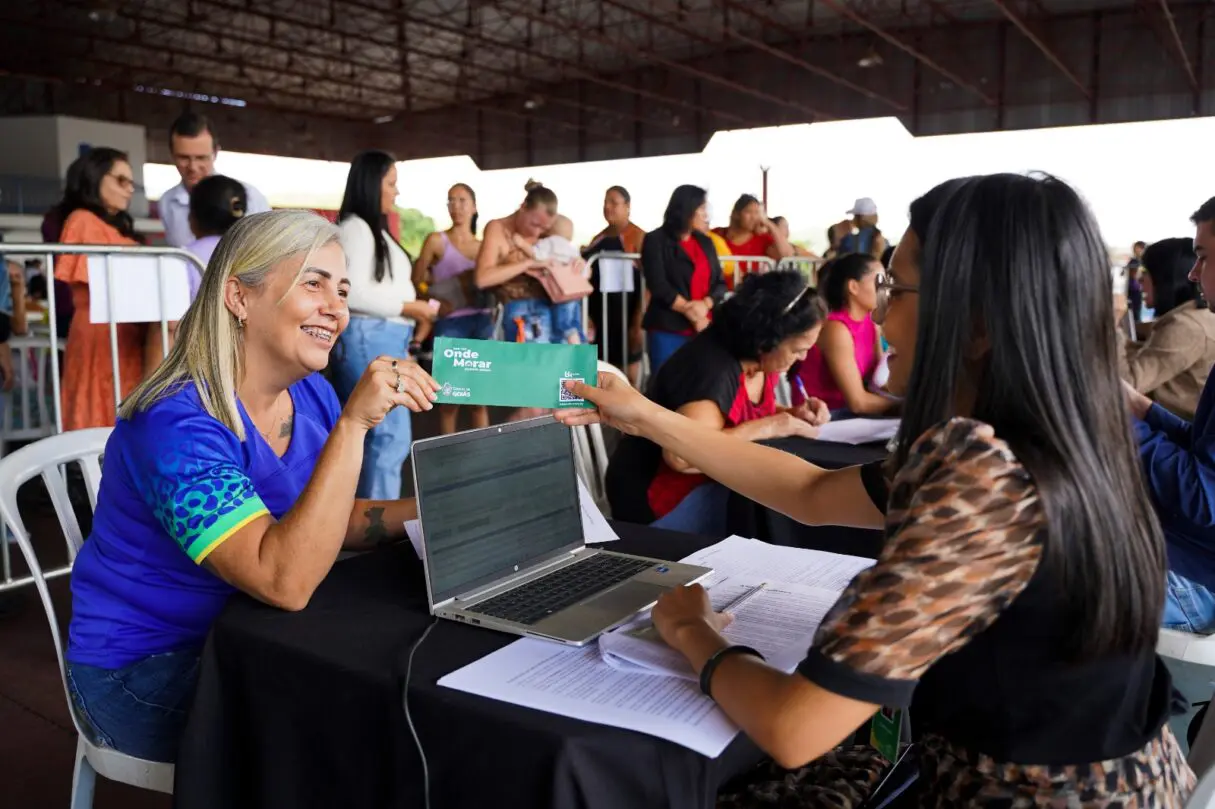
[1164,570,1215,634]
[650,482,729,536]
[65,649,201,762]
[503,298,583,344]
[646,331,691,375]
[331,316,415,499]
[552,301,585,343]
[434,312,494,341]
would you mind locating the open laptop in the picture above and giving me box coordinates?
[411,418,712,646]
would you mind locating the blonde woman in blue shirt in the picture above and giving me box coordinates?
[65,210,439,762]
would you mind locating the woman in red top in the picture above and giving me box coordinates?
[608,269,829,535]
[713,194,793,289]
[640,185,728,373]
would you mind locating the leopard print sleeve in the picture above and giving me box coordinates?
[797,418,1045,707]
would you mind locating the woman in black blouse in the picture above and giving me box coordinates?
[640,184,727,374]
[608,270,829,536]
[558,174,1190,806]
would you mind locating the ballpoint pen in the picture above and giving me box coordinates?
[624,583,768,640]
[719,582,768,616]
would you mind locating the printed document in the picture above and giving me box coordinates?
[439,640,740,757]
[599,578,840,680]
[437,535,872,756]
[682,535,873,590]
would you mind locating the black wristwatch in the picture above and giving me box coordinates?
[699,645,765,699]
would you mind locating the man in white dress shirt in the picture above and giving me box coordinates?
[158,112,271,247]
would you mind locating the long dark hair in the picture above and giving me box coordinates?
[661,185,707,237]
[58,147,142,242]
[1142,237,1204,315]
[819,252,879,311]
[339,150,396,283]
[894,173,1165,659]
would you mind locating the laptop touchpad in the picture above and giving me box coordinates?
[583,580,667,617]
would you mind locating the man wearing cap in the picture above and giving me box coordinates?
[158,112,271,248]
[837,197,887,260]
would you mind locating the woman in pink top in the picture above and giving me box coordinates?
[793,252,898,417]
[413,183,491,434]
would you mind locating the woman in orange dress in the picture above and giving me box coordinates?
[53,147,147,431]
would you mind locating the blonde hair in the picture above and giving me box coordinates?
[120,210,340,440]
[522,179,558,215]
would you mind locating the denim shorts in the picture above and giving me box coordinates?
[434,311,494,341]
[66,648,201,762]
[1164,570,1215,634]
[502,298,585,344]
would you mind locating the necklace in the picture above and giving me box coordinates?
[256,393,291,442]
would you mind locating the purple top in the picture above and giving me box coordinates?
[184,235,221,302]
[428,233,485,318]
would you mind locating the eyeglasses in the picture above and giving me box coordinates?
[107,173,136,191]
[874,273,918,323]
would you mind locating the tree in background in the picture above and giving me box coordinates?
[395,206,435,257]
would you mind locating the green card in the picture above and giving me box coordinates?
[431,337,597,409]
[869,706,904,762]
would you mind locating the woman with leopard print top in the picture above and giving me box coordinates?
[557,173,1191,807]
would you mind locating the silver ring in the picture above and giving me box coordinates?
[395,373,405,394]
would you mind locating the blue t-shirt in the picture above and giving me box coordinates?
[67,373,342,669]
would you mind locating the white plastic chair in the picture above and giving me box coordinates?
[570,361,630,512]
[1158,630,1215,667]
[1190,764,1215,808]
[0,428,175,806]
[1,333,61,455]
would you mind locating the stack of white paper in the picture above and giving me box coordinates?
[815,418,900,446]
[599,578,841,680]
[437,536,873,757]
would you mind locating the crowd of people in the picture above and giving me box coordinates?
[6,110,1215,806]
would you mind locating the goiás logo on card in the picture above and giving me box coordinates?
[439,382,471,399]
[443,346,492,372]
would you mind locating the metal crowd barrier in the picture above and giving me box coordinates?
[581,251,824,383]
[0,243,205,593]
[581,251,643,381]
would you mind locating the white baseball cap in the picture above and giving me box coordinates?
[847,197,878,216]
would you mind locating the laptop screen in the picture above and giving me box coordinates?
[414,420,583,605]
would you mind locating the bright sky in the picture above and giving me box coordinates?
[144,115,1215,256]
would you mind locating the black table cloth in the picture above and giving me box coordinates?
[174,523,773,809]
[727,437,888,558]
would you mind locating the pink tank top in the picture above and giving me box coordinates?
[428,233,484,318]
[794,310,878,411]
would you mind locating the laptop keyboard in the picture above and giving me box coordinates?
[471,554,655,626]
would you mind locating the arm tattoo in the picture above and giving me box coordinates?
[278,416,294,438]
[362,506,391,546]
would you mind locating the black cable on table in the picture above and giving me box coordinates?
[402,617,439,809]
